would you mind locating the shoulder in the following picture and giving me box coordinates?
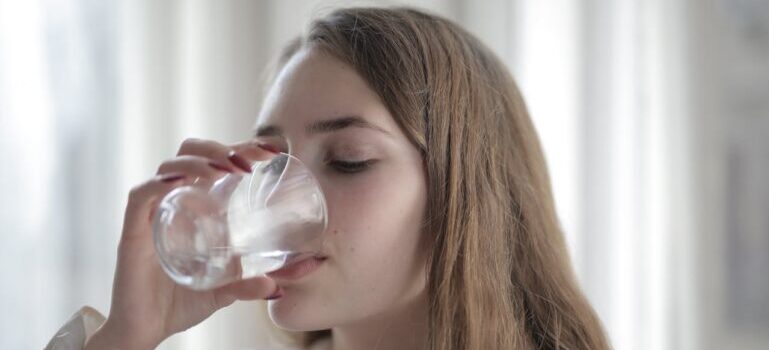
[44,306,106,350]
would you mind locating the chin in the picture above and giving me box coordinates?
[267,291,334,331]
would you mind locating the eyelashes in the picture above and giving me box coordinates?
[328,159,377,174]
[260,155,376,176]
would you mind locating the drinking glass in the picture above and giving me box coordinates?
[152,152,327,290]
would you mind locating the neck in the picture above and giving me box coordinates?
[328,291,429,350]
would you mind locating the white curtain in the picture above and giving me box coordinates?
[2,0,767,349]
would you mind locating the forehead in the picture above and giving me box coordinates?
[253,48,394,137]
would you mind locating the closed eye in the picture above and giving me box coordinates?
[328,159,376,174]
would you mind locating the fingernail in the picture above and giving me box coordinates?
[227,151,252,173]
[160,173,186,183]
[208,161,234,173]
[265,287,283,300]
[257,143,280,154]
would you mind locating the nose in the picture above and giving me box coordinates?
[263,155,312,206]
[260,154,326,223]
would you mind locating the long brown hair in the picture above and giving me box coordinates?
[268,7,610,350]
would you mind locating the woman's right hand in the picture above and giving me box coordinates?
[85,138,281,350]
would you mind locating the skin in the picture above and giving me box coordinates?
[86,48,429,350]
[257,48,429,350]
[84,139,282,350]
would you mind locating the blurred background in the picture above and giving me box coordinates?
[1,0,767,349]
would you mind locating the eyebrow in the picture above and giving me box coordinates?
[253,116,392,138]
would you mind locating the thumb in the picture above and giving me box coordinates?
[213,276,280,306]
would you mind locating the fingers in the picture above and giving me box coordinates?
[121,173,190,242]
[121,137,280,244]
[156,155,236,185]
[176,138,250,173]
[175,138,278,174]
[231,139,280,162]
[212,276,280,308]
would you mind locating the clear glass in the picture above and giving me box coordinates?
[152,152,327,290]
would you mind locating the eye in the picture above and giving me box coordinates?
[328,159,376,174]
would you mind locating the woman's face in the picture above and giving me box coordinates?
[253,48,428,330]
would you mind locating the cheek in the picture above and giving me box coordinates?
[268,162,427,331]
[325,167,425,254]
[323,164,428,288]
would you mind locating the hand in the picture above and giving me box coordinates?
[85,138,280,350]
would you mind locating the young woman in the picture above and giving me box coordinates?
[48,7,610,350]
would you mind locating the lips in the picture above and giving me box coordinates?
[266,253,327,280]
